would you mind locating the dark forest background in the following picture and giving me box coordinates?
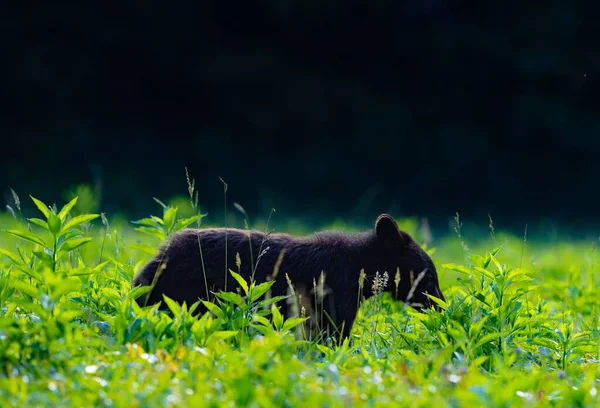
[1,1,599,234]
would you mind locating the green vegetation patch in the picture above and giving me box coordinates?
[0,194,599,407]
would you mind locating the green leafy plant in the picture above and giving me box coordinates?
[131,198,207,243]
[199,269,308,347]
[0,192,599,407]
[1,196,99,274]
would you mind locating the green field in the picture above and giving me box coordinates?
[1,192,599,407]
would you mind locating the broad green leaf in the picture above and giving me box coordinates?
[127,285,153,300]
[442,263,472,275]
[58,197,78,221]
[471,356,490,367]
[435,332,450,347]
[151,216,165,225]
[208,330,238,342]
[507,268,532,280]
[4,229,46,247]
[51,279,80,299]
[249,280,275,303]
[134,227,166,242]
[425,293,448,310]
[474,332,503,349]
[131,217,162,228]
[256,295,288,309]
[33,250,54,266]
[187,300,202,316]
[479,247,503,269]
[469,254,486,268]
[252,315,271,327]
[28,218,49,230]
[490,245,503,257]
[0,248,27,267]
[253,309,273,320]
[474,292,491,307]
[30,195,51,218]
[162,295,182,315]
[57,309,84,322]
[58,237,93,253]
[472,266,495,279]
[572,331,592,340]
[468,316,489,339]
[13,281,42,300]
[125,319,143,343]
[229,270,249,295]
[61,214,99,232]
[48,212,62,236]
[214,291,246,307]
[446,320,467,343]
[282,317,309,333]
[201,300,226,320]
[57,238,94,261]
[58,230,80,246]
[163,206,178,233]
[482,254,491,269]
[271,303,283,330]
[173,215,205,231]
[250,324,273,336]
[4,261,44,282]
[490,253,504,275]
[315,344,331,355]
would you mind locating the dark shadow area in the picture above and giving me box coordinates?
[1,1,598,234]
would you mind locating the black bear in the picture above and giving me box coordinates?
[132,214,444,339]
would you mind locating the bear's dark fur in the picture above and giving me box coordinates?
[132,214,444,339]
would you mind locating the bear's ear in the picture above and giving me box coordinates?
[375,214,410,247]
